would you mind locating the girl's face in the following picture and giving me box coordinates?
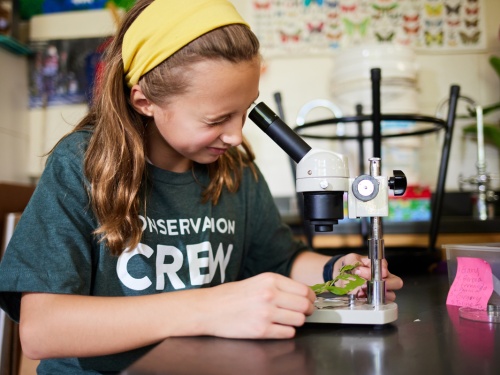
[134,58,260,173]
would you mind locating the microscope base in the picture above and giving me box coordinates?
[306,297,398,325]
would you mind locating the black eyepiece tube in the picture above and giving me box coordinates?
[249,102,312,163]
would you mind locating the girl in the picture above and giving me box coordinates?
[0,0,403,373]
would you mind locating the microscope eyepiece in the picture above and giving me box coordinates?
[249,102,311,164]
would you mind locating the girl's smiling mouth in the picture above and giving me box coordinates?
[207,146,228,155]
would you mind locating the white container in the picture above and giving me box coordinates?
[331,44,419,85]
[331,79,419,115]
[331,44,419,116]
[444,243,500,307]
[330,44,421,183]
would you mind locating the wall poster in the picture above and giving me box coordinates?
[251,0,486,55]
[28,37,109,108]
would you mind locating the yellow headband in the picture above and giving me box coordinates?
[122,0,249,87]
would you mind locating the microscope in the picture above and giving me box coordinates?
[249,102,407,324]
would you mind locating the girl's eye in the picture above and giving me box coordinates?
[207,116,230,126]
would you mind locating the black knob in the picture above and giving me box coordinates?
[388,170,407,196]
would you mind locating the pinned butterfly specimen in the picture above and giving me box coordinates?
[372,2,399,20]
[372,2,399,14]
[326,29,342,41]
[307,21,325,33]
[425,19,443,28]
[340,3,357,12]
[424,3,443,17]
[403,24,420,35]
[459,30,481,44]
[342,17,370,37]
[403,13,419,22]
[303,0,324,6]
[375,31,395,42]
[424,30,444,46]
[445,4,461,15]
[327,11,339,20]
[326,29,343,48]
[325,0,339,8]
[447,19,461,27]
[253,1,271,10]
[465,7,479,15]
[465,19,479,28]
[279,30,302,42]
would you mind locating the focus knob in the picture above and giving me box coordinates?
[388,170,407,196]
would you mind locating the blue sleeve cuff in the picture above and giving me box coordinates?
[322,254,344,282]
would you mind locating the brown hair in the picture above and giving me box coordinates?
[67,0,260,255]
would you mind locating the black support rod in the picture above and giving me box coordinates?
[429,85,460,252]
[371,68,382,158]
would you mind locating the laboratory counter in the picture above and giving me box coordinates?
[122,272,500,375]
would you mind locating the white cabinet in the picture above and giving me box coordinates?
[0,47,29,183]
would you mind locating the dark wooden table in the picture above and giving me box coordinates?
[122,273,500,375]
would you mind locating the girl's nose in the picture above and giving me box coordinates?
[220,119,244,147]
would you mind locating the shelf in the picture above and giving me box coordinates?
[29,9,116,40]
[0,35,31,55]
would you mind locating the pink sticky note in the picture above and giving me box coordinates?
[446,257,494,310]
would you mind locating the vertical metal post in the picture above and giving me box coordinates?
[474,105,489,221]
[367,158,385,306]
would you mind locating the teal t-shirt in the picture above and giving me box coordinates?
[0,130,308,374]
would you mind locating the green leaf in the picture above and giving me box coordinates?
[463,123,500,150]
[459,102,500,119]
[310,262,366,296]
[490,56,500,79]
[483,102,500,115]
[339,263,359,273]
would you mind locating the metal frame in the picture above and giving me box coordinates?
[287,68,460,253]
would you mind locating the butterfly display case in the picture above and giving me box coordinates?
[251,0,486,55]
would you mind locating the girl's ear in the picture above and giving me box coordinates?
[130,84,154,116]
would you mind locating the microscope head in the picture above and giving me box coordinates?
[296,149,350,232]
[249,102,407,232]
[249,102,350,232]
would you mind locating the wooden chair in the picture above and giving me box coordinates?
[0,183,35,375]
[1,213,23,375]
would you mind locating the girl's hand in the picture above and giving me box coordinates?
[336,253,403,302]
[202,273,316,339]
[20,274,315,359]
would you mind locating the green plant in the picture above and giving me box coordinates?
[310,262,366,295]
[462,56,500,150]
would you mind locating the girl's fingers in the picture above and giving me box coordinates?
[357,283,397,301]
[275,291,315,316]
[272,305,309,327]
[385,290,397,302]
[385,273,404,291]
[276,276,316,302]
[341,253,403,301]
